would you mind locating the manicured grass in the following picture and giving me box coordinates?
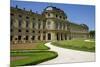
[11,51,58,67]
[33,42,50,50]
[52,39,95,52]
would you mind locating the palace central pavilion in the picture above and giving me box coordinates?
[11,6,89,44]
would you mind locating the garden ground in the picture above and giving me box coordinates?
[40,42,95,65]
[10,41,58,66]
[11,39,95,66]
[52,39,95,52]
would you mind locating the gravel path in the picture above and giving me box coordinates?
[40,42,95,64]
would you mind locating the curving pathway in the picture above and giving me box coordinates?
[40,42,95,64]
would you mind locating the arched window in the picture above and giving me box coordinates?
[32,36,35,40]
[48,33,51,40]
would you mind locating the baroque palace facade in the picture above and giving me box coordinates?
[11,6,89,44]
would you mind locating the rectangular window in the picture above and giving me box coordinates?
[26,30,29,32]
[60,23,62,29]
[43,35,45,40]
[56,23,59,29]
[26,36,28,40]
[18,20,22,28]
[18,36,21,40]
[33,22,35,28]
[18,29,21,32]
[38,36,40,40]
[33,30,35,33]
[38,23,41,29]
[43,22,46,29]
[11,18,13,26]
[11,29,13,32]
[26,21,28,28]
[10,36,13,41]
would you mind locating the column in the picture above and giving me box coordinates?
[41,33,43,41]
[46,33,48,41]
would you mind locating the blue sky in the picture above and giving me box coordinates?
[11,0,95,30]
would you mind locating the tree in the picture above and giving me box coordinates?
[89,30,95,39]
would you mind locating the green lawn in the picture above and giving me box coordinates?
[11,41,57,66]
[11,51,58,67]
[33,42,50,50]
[52,39,95,52]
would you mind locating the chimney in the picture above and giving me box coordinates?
[23,8,25,10]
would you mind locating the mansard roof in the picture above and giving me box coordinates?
[68,21,89,30]
[11,7,45,19]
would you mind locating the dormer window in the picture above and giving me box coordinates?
[38,19,40,21]
[60,16,62,19]
[26,16,29,19]
[56,15,58,18]
[48,13,50,16]
[19,15,22,18]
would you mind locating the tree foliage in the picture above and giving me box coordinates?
[89,30,95,38]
